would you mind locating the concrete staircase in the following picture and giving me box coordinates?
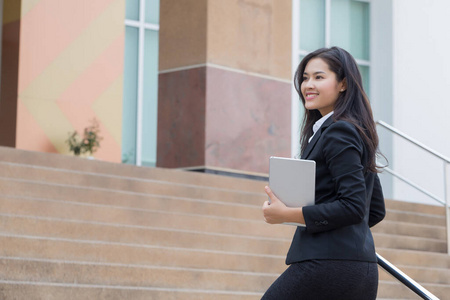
[0,146,448,299]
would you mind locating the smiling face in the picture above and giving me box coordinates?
[301,58,346,116]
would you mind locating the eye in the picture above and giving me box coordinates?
[315,75,324,79]
[302,76,308,81]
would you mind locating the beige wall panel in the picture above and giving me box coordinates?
[207,0,291,80]
[159,0,207,71]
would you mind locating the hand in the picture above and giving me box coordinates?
[262,186,288,224]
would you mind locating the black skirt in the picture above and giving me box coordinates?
[261,259,378,300]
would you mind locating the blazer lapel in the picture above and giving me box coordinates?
[301,116,334,159]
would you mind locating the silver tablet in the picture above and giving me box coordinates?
[269,156,316,209]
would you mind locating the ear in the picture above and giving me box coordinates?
[339,78,347,92]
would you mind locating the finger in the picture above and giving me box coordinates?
[264,186,279,202]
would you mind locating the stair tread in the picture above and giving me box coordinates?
[0,147,266,192]
[0,281,263,300]
[0,257,276,292]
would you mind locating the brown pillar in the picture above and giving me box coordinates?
[0,0,21,147]
[157,0,292,174]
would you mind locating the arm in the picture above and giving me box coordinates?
[302,121,367,233]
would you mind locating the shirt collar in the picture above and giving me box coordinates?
[309,111,334,143]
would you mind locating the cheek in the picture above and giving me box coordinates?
[300,83,306,95]
[323,82,340,98]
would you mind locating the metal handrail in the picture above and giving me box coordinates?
[376,253,440,300]
[376,120,449,254]
[381,166,445,206]
[377,120,450,163]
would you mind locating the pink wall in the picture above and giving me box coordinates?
[15,0,125,162]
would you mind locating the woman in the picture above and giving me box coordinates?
[262,47,386,300]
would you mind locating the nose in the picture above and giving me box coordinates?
[303,78,314,89]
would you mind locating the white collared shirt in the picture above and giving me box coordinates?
[308,111,334,143]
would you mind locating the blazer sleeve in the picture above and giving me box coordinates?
[369,174,386,227]
[303,121,367,234]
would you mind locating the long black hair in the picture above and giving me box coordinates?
[294,47,380,173]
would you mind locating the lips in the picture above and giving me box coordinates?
[305,93,318,100]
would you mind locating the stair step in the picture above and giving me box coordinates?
[3,257,447,299]
[0,281,262,300]
[0,148,266,193]
[0,235,287,274]
[378,280,449,300]
[374,233,447,253]
[376,248,450,269]
[0,179,267,222]
[372,220,446,240]
[0,195,294,239]
[0,214,292,256]
[385,198,445,216]
[377,280,419,299]
[379,264,450,285]
[0,257,276,293]
[11,210,445,259]
[384,208,446,226]
[0,164,265,206]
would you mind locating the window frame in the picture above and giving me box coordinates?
[124,0,159,166]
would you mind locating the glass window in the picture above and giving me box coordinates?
[145,0,160,24]
[330,0,369,60]
[141,29,159,166]
[125,0,140,21]
[122,27,139,164]
[358,64,370,95]
[123,0,160,166]
[300,0,326,52]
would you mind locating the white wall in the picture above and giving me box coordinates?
[392,0,450,205]
[371,0,394,199]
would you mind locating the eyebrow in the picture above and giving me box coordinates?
[303,71,326,75]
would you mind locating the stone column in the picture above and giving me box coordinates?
[157,0,292,174]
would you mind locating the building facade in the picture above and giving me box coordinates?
[1,0,449,204]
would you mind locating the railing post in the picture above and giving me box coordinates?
[445,162,450,255]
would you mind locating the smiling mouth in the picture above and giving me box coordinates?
[305,94,318,100]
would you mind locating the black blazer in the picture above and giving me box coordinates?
[286,117,385,265]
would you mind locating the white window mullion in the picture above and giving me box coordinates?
[125,20,159,31]
[325,0,331,47]
[136,0,146,166]
[125,20,140,27]
[299,49,309,57]
[144,23,159,31]
[355,59,370,67]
